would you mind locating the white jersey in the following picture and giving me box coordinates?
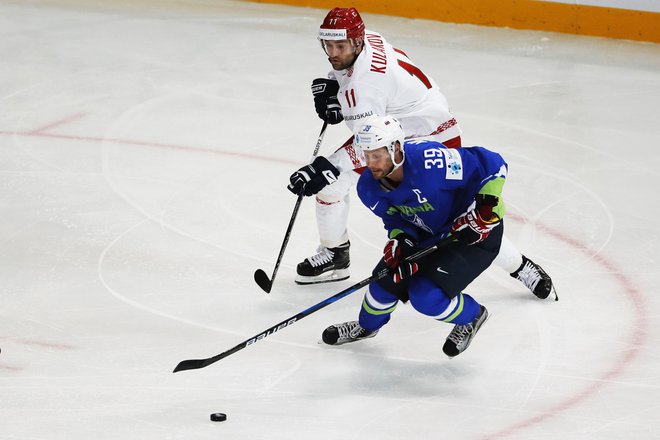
[331,31,460,140]
[327,30,461,172]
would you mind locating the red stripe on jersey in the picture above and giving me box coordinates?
[393,47,409,58]
[442,136,462,149]
[428,118,458,137]
[315,197,338,205]
[345,143,363,168]
[335,136,363,169]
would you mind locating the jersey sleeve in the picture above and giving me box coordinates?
[447,146,508,219]
[477,172,507,219]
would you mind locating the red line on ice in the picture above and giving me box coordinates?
[481,213,647,439]
[0,121,648,436]
[0,114,300,166]
[27,112,88,134]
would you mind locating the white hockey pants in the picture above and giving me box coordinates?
[315,168,360,248]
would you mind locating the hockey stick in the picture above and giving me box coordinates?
[254,121,329,293]
[174,233,458,373]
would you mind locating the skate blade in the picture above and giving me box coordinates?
[295,268,350,285]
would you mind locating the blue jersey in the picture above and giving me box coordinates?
[357,140,508,245]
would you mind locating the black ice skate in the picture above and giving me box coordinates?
[442,305,489,358]
[322,321,378,345]
[510,255,556,300]
[295,241,350,285]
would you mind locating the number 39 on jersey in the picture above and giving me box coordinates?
[424,146,463,180]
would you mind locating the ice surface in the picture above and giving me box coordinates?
[1,1,659,439]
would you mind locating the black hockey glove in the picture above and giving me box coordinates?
[288,156,340,197]
[383,233,419,284]
[311,78,343,125]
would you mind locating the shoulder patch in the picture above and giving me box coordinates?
[442,148,463,180]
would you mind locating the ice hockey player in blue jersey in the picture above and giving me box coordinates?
[322,115,508,357]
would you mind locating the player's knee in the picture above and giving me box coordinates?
[408,279,451,316]
[364,284,398,308]
[409,294,451,317]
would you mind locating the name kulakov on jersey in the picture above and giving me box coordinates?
[366,33,387,74]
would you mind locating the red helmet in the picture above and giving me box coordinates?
[318,7,365,41]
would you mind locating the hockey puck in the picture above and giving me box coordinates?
[210,413,227,422]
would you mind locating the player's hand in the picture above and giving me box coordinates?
[287,156,340,197]
[451,208,500,245]
[383,234,418,283]
[311,78,343,125]
[383,233,416,268]
[391,262,418,284]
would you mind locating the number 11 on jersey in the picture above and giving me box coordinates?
[345,88,356,107]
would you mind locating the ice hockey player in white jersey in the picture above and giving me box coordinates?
[287,7,554,300]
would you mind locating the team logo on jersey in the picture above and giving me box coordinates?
[386,205,434,233]
[386,202,435,217]
[411,214,433,233]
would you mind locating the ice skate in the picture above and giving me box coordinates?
[322,321,378,345]
[442,305,489,358]
[510,255,554,299]
[296,241,350,285]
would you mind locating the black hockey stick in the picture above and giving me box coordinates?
[254,121,329,293]
[174,233,458,373]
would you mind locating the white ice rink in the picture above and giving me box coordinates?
[1,1,660,438]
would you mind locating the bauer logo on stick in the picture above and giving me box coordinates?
[245,318,298,346]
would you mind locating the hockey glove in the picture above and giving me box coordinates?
[392,262,419,284]
[311,78,343,125]
[452,195,501,245]
[383,233,419,283]
[288,156,340,197]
